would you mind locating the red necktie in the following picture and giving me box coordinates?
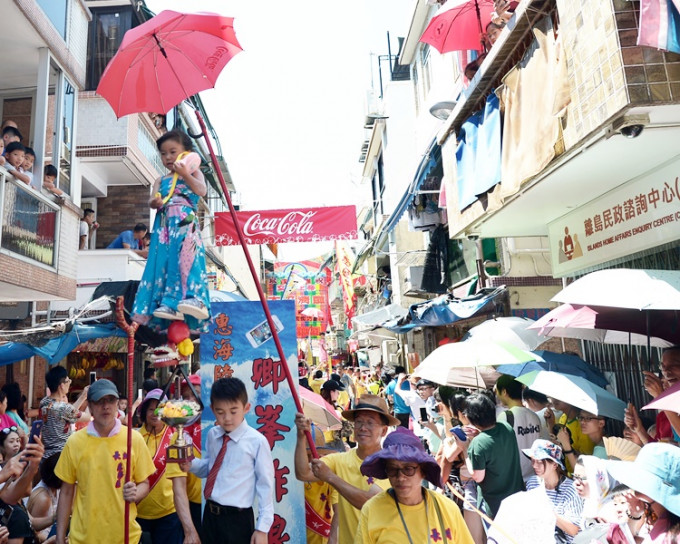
[204,434,229,500]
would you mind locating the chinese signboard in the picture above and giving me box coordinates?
[215,205,358,245]
[548,158,680,277]
[199,300,303,544]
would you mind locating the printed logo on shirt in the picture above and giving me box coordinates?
[517,424,541,436]
[113,450,128,488]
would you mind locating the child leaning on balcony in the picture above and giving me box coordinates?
[4,142,32,186]
[42,165,66,198]
[131,129,211,333]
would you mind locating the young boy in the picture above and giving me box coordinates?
[42,164,65,197]
[4,142,31,185]
[180,377,274,544]
[21,147,37,189]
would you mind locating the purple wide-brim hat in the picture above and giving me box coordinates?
[360,427,442,488]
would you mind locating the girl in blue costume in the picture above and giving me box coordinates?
[132,129,211,332]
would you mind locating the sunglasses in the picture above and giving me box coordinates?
[1,426,18,435]
[385,465,419,478]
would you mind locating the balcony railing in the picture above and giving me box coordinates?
[0,170,60,268]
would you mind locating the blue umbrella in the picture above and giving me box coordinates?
[516,370,626,420]
[497,350,608,387]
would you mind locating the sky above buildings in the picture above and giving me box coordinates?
[145,0,411,259]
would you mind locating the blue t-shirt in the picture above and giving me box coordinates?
[384,380,411,414]
[107,230,138,249]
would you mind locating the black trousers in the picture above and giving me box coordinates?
[202,501,254,544]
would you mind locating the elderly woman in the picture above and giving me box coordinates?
[524,439,583,543]
[355,427,474,544]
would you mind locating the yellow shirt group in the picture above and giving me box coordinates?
[305,480,338,544]
[54,426,156,544]
[137,424,186,520]
[355,489,475,544]
[559,413,595,472]
[322,449,390,543]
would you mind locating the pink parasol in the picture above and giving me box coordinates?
[643,380,680,412]
[299,387,342,431]
[419,0,494,54]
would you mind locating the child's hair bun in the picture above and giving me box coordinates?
[175,152,201,173]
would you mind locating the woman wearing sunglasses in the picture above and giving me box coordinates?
[355,427,474,544]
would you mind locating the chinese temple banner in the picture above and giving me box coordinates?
[199,301,303,544]
[335,241,356,320]
[215,205,358,246]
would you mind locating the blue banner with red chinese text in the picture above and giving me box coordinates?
[199,301,303,544]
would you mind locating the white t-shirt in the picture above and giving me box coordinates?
[395,388,427,437]
[79,220,89,249]
[498,405,544,481]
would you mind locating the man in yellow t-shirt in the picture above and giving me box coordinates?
[294,394,400,543]
[55,380,155,544]
[546,400,595,473]
[136,389,197,544]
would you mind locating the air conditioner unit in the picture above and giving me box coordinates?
[403,266,427,298]
[381,339,399,364]
[388,353,400,365]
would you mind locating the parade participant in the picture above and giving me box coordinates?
[54,379,156,544]
[181,377,274,544]
[523,439,583,543]
[40,367,90,458]
[136,389,196,544]
[132,129,211,330]
[320,380,346,450]
[606,442,680,543]
[454,392,524,518]
[305,426,340,544]
[356,427,475,544]
[294,394,398,543]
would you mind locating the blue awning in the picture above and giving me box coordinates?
[0,323,126,366]
[379,286,508,333]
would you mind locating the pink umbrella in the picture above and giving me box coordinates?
[302,307,325,320]
[97,10,242,117]
[419,0,494,54]
[643,380,680,412]
[529,303,675,347]
[299,387,342,431]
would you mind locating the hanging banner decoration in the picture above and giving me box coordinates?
[335,241,357,320]
[266,259,331,339]
[215,205,358,246]
[200,300,304,544]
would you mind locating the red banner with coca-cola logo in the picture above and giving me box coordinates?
[214,206,358,246]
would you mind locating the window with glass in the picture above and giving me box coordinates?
[37,0,68,39]
[87,8,134,90]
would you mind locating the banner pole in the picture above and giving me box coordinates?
[194,110,318,458]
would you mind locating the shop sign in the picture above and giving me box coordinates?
[548,158,680,277]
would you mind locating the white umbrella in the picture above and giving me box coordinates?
[489,487,556,544]
[462,316,548,350]
[412,340,540,387]
[553,269,680,310]
[413,364,501,389]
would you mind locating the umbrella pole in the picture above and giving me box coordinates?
[115,297,139,544]
[474,0,486,52]
[193,109,319,458]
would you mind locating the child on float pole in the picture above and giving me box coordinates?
[180,378,274,544]
[132,129,211,331]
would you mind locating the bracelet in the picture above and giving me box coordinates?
[562,449,574,454]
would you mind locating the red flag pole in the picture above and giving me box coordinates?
[194,110,319,458]
[115,297,139,542]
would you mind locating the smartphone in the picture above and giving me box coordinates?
[450,426,468,442]
[0,502,13,526]
[90,372,97,385]
[419,407,428,422]
[28,420,43,444]
[245,315,284,348]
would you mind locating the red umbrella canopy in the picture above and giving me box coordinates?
[420,0,494,54]
[97,10,242,118]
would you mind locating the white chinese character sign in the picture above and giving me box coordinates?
[549,158,680,277]
[199,300,304,544]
